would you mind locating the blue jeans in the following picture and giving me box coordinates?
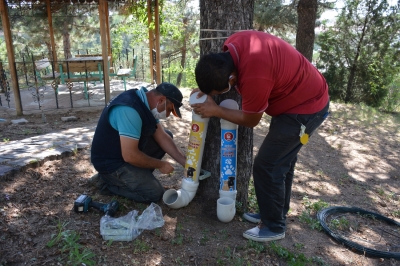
[97,130,172,203]
[253,102,329,233]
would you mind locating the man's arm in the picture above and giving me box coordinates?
[120,136,174,174]
[191,95,263,128]
[153,123,186,166]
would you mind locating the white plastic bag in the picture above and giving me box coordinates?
[100,203,164,241]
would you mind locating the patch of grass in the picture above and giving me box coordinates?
[29,159,38,164]
[329,217,350,231]
[247,179,259,213]
[3,138,10,143]
[299,196,328,231]
[245,240,266,254]
[171,223,184,245]
[199,229,210,246]
[302,196,329,213]
[392,210,400,218]
[219,229,229,240]
[299,211,323,231]
[72,144,78,156]
[47,221,96,265]
[377,186,385,197]
[294,243,304,250]
[133,239,151,254]
[268,241,312,266]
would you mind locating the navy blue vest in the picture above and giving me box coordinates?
[91,89,157,173]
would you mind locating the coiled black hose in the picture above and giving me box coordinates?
[317,206,400,260]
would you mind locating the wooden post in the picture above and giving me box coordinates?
[46,0,57,63]
[147,0,154,84]
[99,0,111,103]
[0,0,23,115]
[105,1,112,58]
[154,0,161,84]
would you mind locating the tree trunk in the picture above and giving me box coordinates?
[63,20,72,59]
[296,0,318,62]
[176,46,186,86]
[345,5,370,103]
[176,17,189,87]
[198,0,254,211]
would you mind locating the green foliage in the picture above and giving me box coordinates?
[246,240,266,254]
[329,217,350,230]
[299,196,329,231]
[47,221,96,265]
[246,179,259,213]
[380,74,400,112]
[254,0,298,34]
[268,241,312,266]
[316,0,400,108]
[299,211,323,231]
[133,239,151,253]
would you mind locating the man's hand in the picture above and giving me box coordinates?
[159,161,174,174]
[191,95,219,118]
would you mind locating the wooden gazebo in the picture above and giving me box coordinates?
[0,0,162,116]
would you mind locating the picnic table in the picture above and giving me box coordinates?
[58,56,110,99]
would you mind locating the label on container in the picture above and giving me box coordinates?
[220,129,237,191]
[184,121,205,182]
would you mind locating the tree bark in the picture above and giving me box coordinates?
[198,0,254,211]
[296,0,318,62]
[62,20,72,59]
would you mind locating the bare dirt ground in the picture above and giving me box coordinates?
[0,98,399,266]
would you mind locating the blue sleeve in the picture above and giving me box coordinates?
[108,105,142,140]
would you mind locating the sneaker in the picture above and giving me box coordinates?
[243,223,285,242]
[243,212,261,223]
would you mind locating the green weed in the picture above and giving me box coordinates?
[199,229,210,246]
[299,211,323,231]
[269,241,311,266]
[219,229,229,240]
[245,240,266,254]
[47,221,68,248]
[47,221,95,265]
[329,217,350,231]
[3,138,10,142]
[171,233,184,245]
[133,239,150,254]
[302,196,329,213]
[247,179,259,213]
[377,186,385,196]
[294,243,304,250]
[171,223,184,245]
[392,210,400,218]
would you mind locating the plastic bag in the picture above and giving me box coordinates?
[100,202,164,241]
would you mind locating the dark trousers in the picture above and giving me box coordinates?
[253,102,329,233]
[98,130,173,203]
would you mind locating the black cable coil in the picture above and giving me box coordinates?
[317,206,400,260]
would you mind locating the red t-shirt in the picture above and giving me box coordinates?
[223,31,329,116]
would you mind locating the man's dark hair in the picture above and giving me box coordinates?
[195,52,235,94]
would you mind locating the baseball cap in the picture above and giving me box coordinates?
[155,82,183,118]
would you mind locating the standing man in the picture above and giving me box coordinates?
[192,30,329,242]
[90,82,186,203]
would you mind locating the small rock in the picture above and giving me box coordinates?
[11,118,28,124]
[61,116,78,122]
